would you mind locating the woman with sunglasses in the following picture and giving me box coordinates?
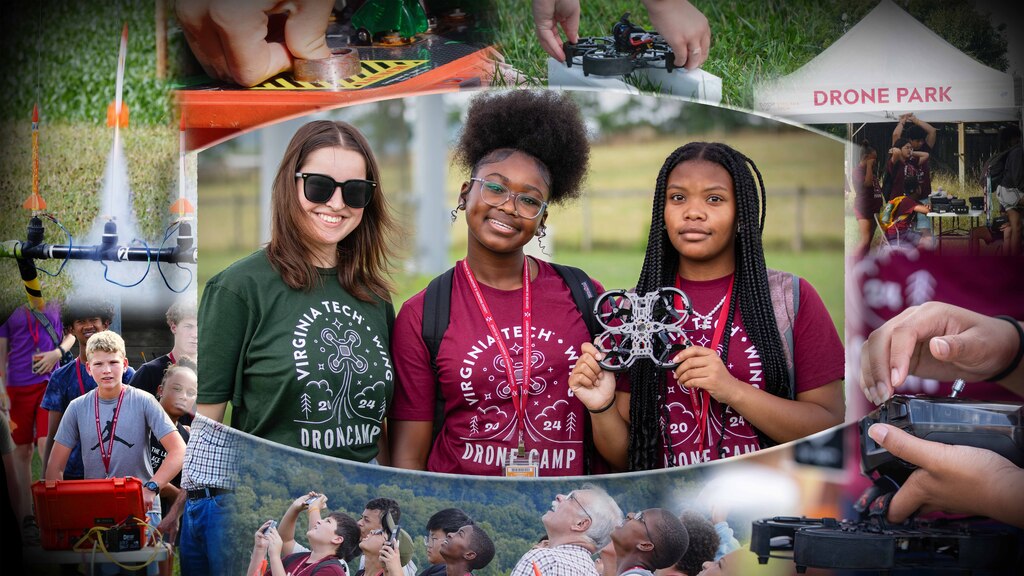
[198,120,397,464]
[389,89,598,476]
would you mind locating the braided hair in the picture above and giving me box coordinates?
[627,142,789,470]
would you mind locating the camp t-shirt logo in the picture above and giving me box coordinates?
[663,320,761,467]
[291,300,391,452]
[455,325,582,472]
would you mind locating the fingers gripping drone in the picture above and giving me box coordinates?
[593,287,693,371]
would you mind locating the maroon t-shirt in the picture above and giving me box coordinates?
[617,273,844,467]
[886,157,919,199]
[910,142,933,197]
[391,259,601,476]
[852,161,882,218]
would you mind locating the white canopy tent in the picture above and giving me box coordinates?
[755,0,1018,124]
[755,0,1020,190]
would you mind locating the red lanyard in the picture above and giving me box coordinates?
[460,258,533,453]
[95,386,126,476]
[23,308,41,350]
[76,359,88,396]
[677,275,734,455]
[168,352,176,364]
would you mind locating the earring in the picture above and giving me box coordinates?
[450,200,466,223]
[536,227,551,256]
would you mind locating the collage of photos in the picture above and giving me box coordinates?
[0,1,1020,575]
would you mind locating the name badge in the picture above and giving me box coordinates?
[503,451,538,477]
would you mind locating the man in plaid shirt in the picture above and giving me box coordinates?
[160,414,239,576]
[511,485,623,576]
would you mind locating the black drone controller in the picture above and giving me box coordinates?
[592,287,692,371]
[751,394,1024,572]
[751,516,1018,573]
[562,13,677,77]
[860,395,1024,486]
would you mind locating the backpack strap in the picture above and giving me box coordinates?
[765,269,800,399]
[549,262,603,474]
[549,262,600,338]
[28,307,62,348]
[421,267,455,441]
[28,307,73,365]
[282,552,310,573]
[282,552,344,576]
[422,267,455,372]
[418,261,602,459]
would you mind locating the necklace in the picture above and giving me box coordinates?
[691,294,727,330]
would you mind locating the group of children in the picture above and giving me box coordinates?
[247,490,737,576]
[0,297,198,573]
[248,497,494,576]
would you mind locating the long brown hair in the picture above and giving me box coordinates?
[265,120,395,301]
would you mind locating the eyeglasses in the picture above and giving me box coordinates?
[296,172,376,208]
[629,511,653,542]
[567,493,593,522]
[423,535,441,547]
[470,178,548,220]
[368,528,385,536]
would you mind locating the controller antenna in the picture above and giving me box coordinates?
[950,378,966,398]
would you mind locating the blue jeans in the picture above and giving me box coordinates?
[179,493,234,576]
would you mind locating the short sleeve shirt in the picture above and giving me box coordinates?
[54,385,176,480]
[617,273,844,467]
[391,260,601,476]
[41,359,136,478]
[0,303,63,387]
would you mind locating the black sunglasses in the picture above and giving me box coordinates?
[296,172,376,208]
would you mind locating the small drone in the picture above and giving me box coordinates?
[563,13,678,77]
[593,287,692,371]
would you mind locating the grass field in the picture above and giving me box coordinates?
[0,122,180,311]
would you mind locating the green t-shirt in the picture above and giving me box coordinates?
[198,250,394,463]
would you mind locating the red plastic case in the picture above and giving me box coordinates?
[32,477,146,550]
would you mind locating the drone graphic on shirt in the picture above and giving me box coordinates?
[492,350,548,399]
[323,328,369,373]
[461,346,578,445]
[297,326,384,425]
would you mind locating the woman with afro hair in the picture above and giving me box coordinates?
[570,142,845,471]
[389,89,600,476]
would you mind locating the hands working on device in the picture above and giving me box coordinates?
[860,302,1024,527]
[532,0,710,69]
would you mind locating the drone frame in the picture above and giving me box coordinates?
[592,287,692,371]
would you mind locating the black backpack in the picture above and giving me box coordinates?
[419,262,602,468]
[981,148,1010,189]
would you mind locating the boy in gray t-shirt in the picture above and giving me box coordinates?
[45,331,185,511]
